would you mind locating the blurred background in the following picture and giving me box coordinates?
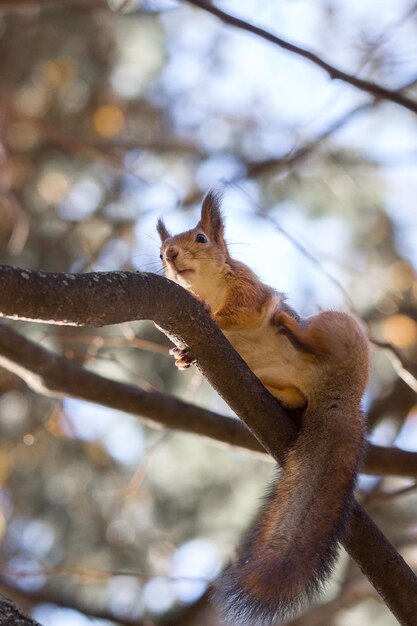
[1,0,417,624]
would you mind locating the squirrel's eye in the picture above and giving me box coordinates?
[196,233,207,244]
[159,253,163,260]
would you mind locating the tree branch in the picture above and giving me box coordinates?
[0,322,258,455]
[0,580,141,626]
[371,339,417,393]
[0,594,41,626]
[243,102,373,181]
[0,577,211,626]
[1,264,417,624]
[0,322,416,479]
[184,0,417,117]
[0,0,104,10]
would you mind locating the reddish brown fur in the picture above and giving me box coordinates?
[156,190,370,625]
[215,309,368,624]
[215,259,275,330]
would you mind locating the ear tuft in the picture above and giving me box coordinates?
[200,188,225,244]
[156,218,171,242]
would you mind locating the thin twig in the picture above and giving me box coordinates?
[4,565,209,584]
[184,0,417,116]
[121,431,172,499]
[230,182,355,307]
[371,339,417,393]
[242,102,373,181]
[0,578,145,626]
[58,331,169,356]
[368,481,417,505]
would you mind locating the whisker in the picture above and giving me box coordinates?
[136,231,161,245]
[226,240,251,247]
[131,255,161,263]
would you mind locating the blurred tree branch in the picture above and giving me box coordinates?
[0,320,416,479]
[0,265,417,623]
[4,0,417,117]
[284,576,376,626]
[0,0,104,10]
[237,70,417,182]
[185,0,417,116]
[240,102,374,182]
[0,580,141,626]
[16,114,202,188]
[0,576,210,626]
[368,377,416,430]
[372,339,417,393]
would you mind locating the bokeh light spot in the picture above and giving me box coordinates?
[381,314,417,349]
[37,170,71,204]
[93,105,125,137]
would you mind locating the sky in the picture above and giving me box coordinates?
[119,0,417,312]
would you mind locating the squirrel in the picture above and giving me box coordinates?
[156,190,370,625]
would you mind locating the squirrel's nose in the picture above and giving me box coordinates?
[166,246,179,262]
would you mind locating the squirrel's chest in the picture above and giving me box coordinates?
[224,323,293,372]
[223,321,315,404]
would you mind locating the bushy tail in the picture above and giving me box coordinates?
[213,401,365,625]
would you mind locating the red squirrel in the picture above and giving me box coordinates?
[156,190,370,624]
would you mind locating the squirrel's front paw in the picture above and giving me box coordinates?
[272,310,296,332]
[169,346,196,370]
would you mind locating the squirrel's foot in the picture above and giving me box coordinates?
[169,346,196,370]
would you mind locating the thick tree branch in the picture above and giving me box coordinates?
[0,322,416,480]
[1,265,417,624]
[184,0,417,117]
[0,323,257,454]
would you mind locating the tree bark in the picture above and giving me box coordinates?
[0,594,41,626]
[0,323,417,479]
[1,264,417,624]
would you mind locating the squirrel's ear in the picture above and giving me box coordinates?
[200,189,225,245]
[156,218,171,242]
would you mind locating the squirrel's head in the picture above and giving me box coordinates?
[157,189,229,291]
